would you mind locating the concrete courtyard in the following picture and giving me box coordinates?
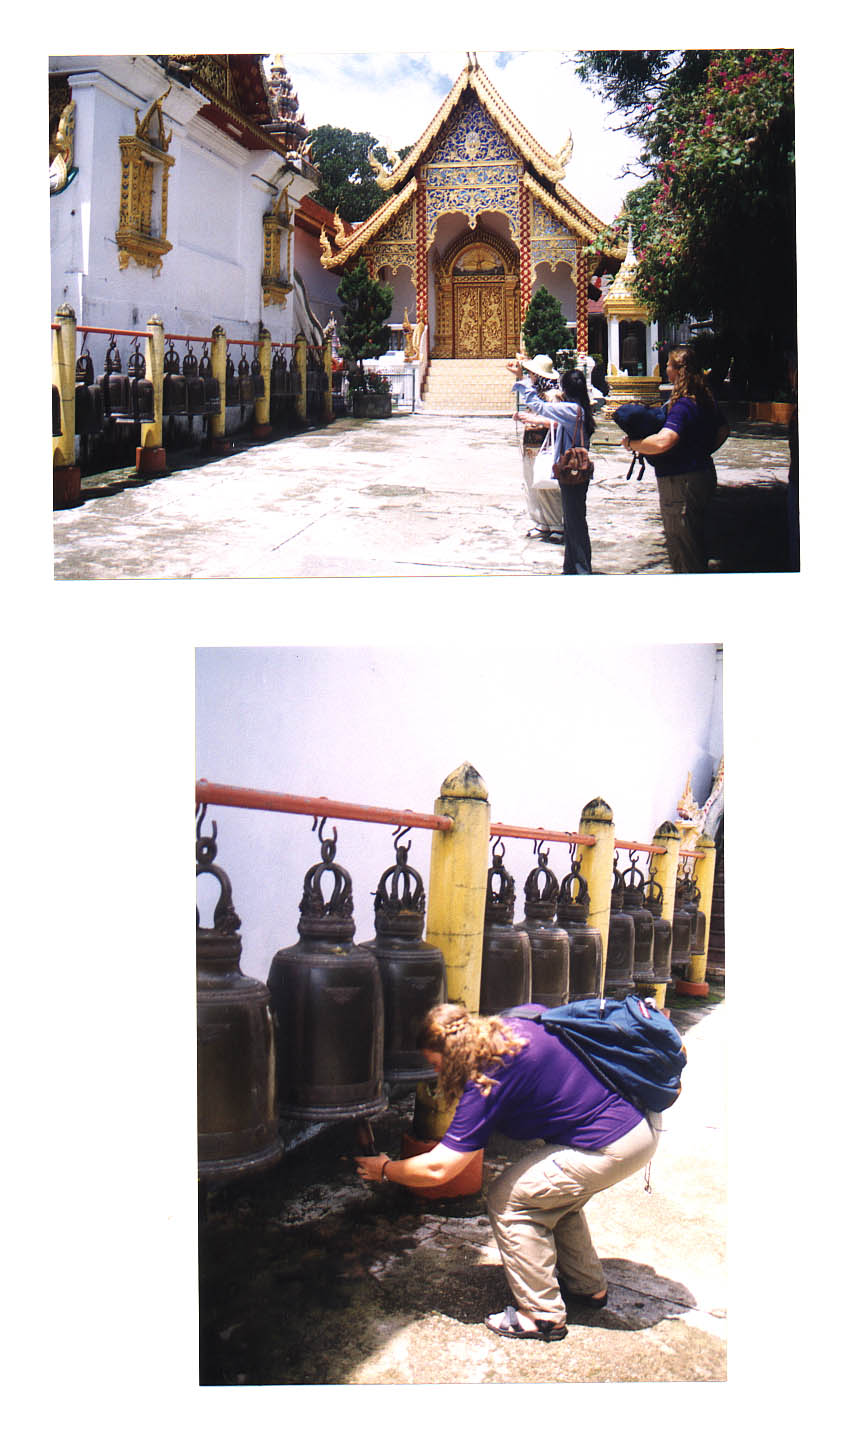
[53,411,793,579]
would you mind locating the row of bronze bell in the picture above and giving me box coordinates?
[270,348,300,398]
[605,854,673,997]
[478,844,679,1016]
[73,341,156,434]
[163,344,222,418]
[671,874,706,975]
[57,340,299,442]
[197,816,447,1185]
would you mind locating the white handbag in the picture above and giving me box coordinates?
[532,429,558,490]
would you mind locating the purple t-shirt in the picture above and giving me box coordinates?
[654,395,724,478]
[441,1011,644,1154]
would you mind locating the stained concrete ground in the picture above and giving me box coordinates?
[54,410,793,578]
[198,991,726,1386]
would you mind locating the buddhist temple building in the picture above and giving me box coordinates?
[318,54,624,374]
[49,54,324,352]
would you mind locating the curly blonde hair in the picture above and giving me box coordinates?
[668,346,717,412]
[416,1003,527,1105]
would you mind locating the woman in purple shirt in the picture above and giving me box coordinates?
[356,1003,659,1343]
[621,345,729,573]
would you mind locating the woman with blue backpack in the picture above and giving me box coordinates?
[355,1001,668,1342]
[620,345,729,572]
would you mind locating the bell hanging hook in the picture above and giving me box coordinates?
[312,814,338,862]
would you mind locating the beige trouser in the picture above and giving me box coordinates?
[655,466,717,572]
[486,1117,660,1323]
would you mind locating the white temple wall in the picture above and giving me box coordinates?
[49,56,315,376]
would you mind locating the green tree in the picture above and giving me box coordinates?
[308,125,410,223]
[336,258,393,374]
[575,49,795,397]
[521,287,574,363]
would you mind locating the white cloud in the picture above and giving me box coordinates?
[281,49,645,223]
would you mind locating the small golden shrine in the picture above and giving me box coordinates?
[602,227,662,403]
[319,55,622,359]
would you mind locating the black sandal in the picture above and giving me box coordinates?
[485,1306,567,1342]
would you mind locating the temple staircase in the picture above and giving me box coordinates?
[418,358,516,415]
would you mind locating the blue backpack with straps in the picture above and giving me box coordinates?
[507,995,687,1114]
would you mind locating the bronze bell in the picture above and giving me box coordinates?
[556,857,603,1000]
[363,831,446,1084]
[251,355,265,399]
[270,349,285,398]
[622,854,656,986]
[644,873,673,985]
[478,840,531,1015]
[75,350,105,435]
[196,809,282,1184]
[127,345,155,423]
[516,845,570,1008]
[267,821,386,1122]
[182,345,207,418]
[238,353,254,406]
[163,343,188,416]
[672,875,703,975]
[199,348,221,416]
[605,856,635,998]
[225,353,240,405]
[99,339,133,421]
[671,879,695,972]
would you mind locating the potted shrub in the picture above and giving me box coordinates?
[348,367,393,418]
[336,258,394,418]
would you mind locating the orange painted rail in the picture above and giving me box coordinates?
[195,779,453,832]
[490,822,594,847]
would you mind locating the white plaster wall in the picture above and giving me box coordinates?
[49,59,311,378]
[195,645,723,983]
[531,263,577,324]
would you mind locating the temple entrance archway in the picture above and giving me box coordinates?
[431,225,520,358]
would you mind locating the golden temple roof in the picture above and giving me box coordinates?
[321,56,622,270]
[375,56,570,192]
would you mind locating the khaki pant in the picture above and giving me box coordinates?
[486,1117,660,1323]
[655,466,716,573]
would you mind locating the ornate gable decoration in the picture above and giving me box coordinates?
[422,98,521,246]
[116,89,175,273]
[319,58,616,275]
[365,195,416,276]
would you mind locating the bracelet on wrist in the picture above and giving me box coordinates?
[381,1159,391,1182]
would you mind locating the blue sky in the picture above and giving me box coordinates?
[279,50,646,224]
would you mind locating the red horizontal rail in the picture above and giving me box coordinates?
[195,779,453,832]
[490,822,594,847]
[163,331,215,344]
[614,839,667,855]
[77,325,147,339]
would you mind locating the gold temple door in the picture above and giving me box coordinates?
[453,278,505,357]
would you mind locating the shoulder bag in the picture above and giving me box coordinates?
[554,409,594,485]
[531,428,559,491]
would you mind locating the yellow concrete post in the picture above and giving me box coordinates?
[137,314,166,474]
[413,761,491,1141]
[253,327,272,438]
[425,761,491,1009]
[52,304,76,467]
[650,819,682,1008]
[209,324,231,452]
[52,303,80,508]
[685,834,716,995]
[294,331,308,423]
[322,331,334,423]
[577,797,616,992]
